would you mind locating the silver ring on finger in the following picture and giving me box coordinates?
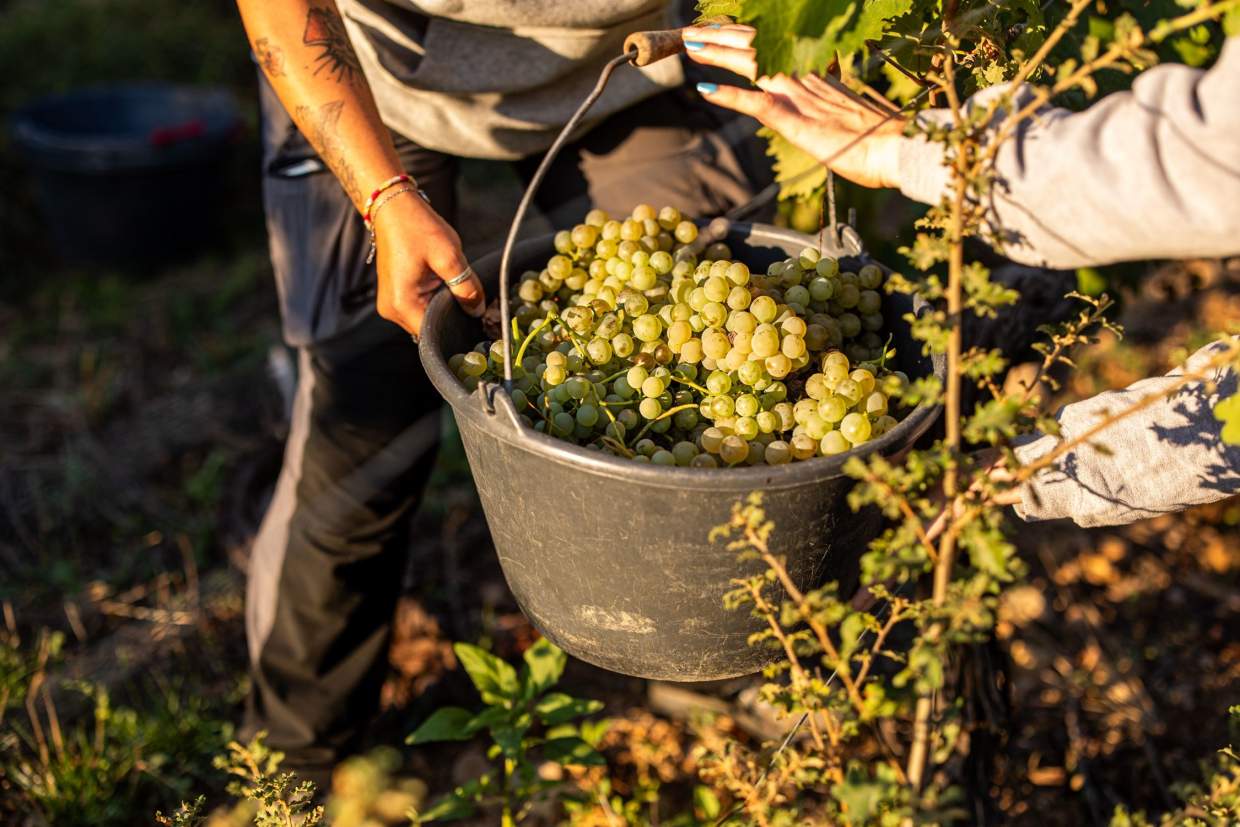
[444,266,474,288]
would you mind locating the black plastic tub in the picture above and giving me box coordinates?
[10,84,242,265]
[420,222,944,681]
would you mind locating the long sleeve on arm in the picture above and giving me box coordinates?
[895,37,1240,269]
[1010,340,1240,528]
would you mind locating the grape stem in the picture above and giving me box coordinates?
[513,314,554,367]
[630,403,699,444]
[669,374,711,395]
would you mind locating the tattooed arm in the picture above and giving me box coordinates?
[235,0,485,334]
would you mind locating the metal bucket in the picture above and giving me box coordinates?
[420,222,943,681]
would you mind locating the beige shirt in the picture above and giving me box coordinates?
[338,0,685,160]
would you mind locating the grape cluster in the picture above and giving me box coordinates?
[448,205,910,467]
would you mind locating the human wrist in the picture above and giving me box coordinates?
[866,133,907,190]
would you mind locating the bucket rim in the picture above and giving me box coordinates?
[421,223,945,491]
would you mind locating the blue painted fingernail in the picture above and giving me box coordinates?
[685,40,706,51]
[696,82,718,94]
[707,23,723,28]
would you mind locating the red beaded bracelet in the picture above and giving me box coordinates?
[362,173,412,226]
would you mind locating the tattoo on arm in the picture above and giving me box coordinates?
[294,100,363,206]
[303,3,363,84]
[254,37,285,78]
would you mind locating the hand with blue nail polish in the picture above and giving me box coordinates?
[679,23,907,189]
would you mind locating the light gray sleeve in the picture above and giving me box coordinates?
[895,37,1240,270]
[1009,340,1239,528]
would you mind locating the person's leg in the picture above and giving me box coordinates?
[515,83,772,224]
[242,73,458,779]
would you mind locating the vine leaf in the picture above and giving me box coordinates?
[739,0,915,77]
[1214,393,1240,445]
[759,126,828,200]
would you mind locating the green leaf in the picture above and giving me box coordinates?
[1225,2,1240,37]
[464,705,509,735]
[407,707,475,745]
[1214,393,1240,445]
[521,638,566,697]
[543,736,607,767]
[695,0,741,20]
[694,785,722,819]
[740,0,916,77]
[454,643,520,704]
[533,692,604,726]
[759,127,828,201]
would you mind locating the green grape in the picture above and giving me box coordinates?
[650,449,676,466]
[565,377,588,400]
[881,371,909,397]
[790,434,817,460]
[633,314,663,343]
[835,378,862,405]
[819,395,849,423]
[461,351,488,377]
[680,338,704,363]
[864,391,888,416]
[726,261,750,286]
[815,257,840,278]
[808,276,834,302]
[793,399,817,425]
[631,266,657,291]
[781,335,806,360]
[764,440,792,465]
[836,283,860,309]
[674,220,699,245]
[785,285,811,307]
[702,328,731,360]
[726,310,756,335]
[719,435,748,465]
[586,338,612,364]
[862,313,885,332]
[772,402,795,431]
[608,333,633,359]
[620,218,642,241]
[641,375,666,398]
[705,242,731,260]
[802,324,827,353]
[673,407,699,431]
[850,368,876,395]
[840,412,872,444]
[858,264,883,289]
[804,413,830,440]
[706,370,733,395]
[633,438,657,457]
[731,331,752,355]
[700,427,725,454]
[751,324,780,358]
[873,414,898,435]
[857,289,881,315]
[804,373,830,400]
[765,354,792,379]
[735,393,760,418]
[701,301,728,328]
[552,411,575,436]
[838,313,862,338]
[737,359,766,387]
[585,208,609,227]
[734,416,759,440]
[518,280,544,303]
[595,238,619,259]
[571,224,599,248]
[820,430,850,455]
[726,285,751,310]
[752,410,776,434]
[649,250,674,275]
[703,276,729,303]
[612,376,635,400]
[638,398,663,419]
[576,404,600,428]
[750,295,778,323]
[669,441,697,466]
[710,395,735,419]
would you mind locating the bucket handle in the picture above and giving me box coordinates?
[495,32,692,393]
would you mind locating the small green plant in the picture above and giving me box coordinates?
[406,638,606,825]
